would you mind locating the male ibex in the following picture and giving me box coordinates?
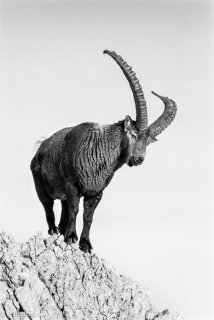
[31,50,177,253]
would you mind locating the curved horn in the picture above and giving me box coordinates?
[103,50,148,131]
[147,91,177,140]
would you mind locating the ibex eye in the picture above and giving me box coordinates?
[131,134,137,140]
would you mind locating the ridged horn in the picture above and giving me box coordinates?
[103,50,148,131]
[147,91,177,140]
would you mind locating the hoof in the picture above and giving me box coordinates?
[79,237,92,253]
[58,226,66,236]
[65,231,78,245]
[48,226,59,235]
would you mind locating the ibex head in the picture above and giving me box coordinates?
[123,115,148,166]
[104,50,177,167]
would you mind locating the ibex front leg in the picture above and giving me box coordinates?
[79,192,103,253]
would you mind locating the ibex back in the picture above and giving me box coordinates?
[31,50,177,253]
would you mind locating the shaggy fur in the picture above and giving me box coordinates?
[31,120,140,252]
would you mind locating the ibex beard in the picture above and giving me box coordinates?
[31,50,177,253]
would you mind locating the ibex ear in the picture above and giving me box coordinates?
[124,115,133,132]
[147,135,158,144]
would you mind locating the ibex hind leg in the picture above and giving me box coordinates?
[64,189,80,245]
[32,174,59,235]
[58,200,69,236]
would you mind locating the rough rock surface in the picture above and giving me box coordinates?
[0,232,183,320]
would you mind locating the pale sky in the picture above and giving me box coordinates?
[0,1,213,320]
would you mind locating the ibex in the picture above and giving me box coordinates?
[31,50,177,253]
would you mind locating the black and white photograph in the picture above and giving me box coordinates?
[0,1,213,320]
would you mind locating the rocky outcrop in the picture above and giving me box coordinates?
[0,232,183,320]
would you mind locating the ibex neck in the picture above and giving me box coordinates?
[103,121,126,170]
